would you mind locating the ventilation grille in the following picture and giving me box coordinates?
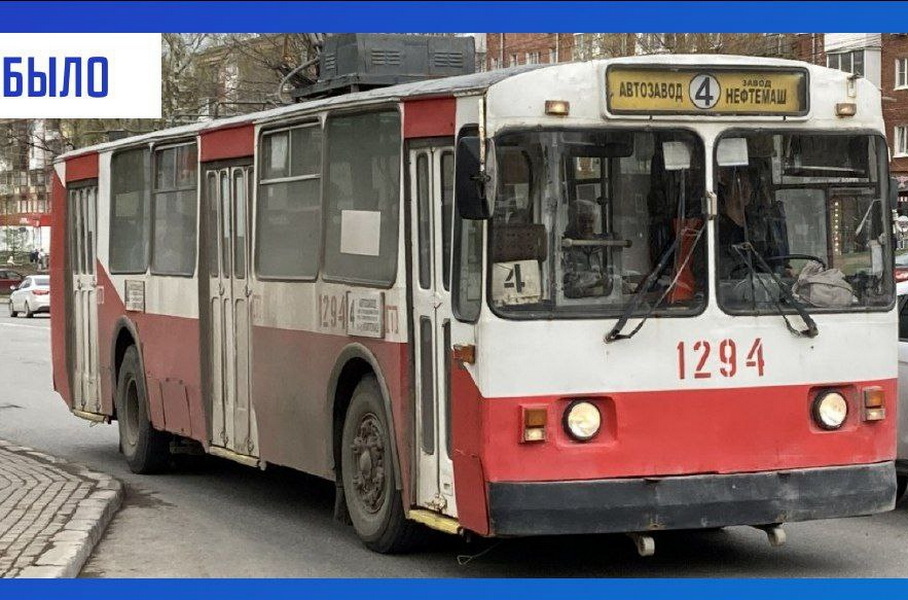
[323,52,336,72]
[433,51,464,69]
[371,49,402,66]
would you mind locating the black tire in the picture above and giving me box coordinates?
[8,301,17,318]
[897,476,907,505]
[341,375,424,553]
[115,345,170,474]
[24,302,33,318]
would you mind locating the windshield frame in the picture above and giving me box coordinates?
[485,125,709,321]
[712,127,895,316]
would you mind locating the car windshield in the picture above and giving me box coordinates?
[33,276,49,286]
[896,251,908,267]
[488,129,706,319]
[714,131,893,313]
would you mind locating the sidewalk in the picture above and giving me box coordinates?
[0,440,122,578]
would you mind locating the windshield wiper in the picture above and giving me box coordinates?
[605,223,704,343]
[731,243,819,338]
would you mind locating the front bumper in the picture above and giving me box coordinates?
[487,462,895,536]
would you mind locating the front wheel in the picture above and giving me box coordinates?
[897,476,907,505]
[115,346,170,474]
[340,375,425,553]
[8,300,17,317]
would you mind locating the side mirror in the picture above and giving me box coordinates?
[456,136,492,220]
[9,285,17,292]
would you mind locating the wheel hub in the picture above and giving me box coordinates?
[350,413,386,514]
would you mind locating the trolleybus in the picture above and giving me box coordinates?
[51,54,899,554]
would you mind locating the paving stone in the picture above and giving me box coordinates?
[0,441,123,579]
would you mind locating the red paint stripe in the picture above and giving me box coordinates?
[94,266,204,441]
[66,154,98,182]
[49,171,71,407]
[200,124,254,161]
[473,380,897,482]
[403,98,456,139]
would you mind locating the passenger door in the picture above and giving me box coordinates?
[205,165,258,459]
[69,184,100,413]
[408,144,457,517]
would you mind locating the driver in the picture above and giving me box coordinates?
[717,165,793,280]
[716,166,752,278]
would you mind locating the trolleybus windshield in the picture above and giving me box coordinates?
[488,128,707,319]
[714,131,893,314]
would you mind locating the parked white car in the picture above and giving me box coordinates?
[897,281,908,500]
[8,275,50,318]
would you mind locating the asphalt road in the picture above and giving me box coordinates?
[2,308,908,577]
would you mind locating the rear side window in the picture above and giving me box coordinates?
[256,124,322,279]
[323,111,401,286]
[110,148,150,274]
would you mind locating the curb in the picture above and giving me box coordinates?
[0,440,124,578]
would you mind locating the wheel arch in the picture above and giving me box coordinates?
[327,343,403,492]
[109,316,144,420]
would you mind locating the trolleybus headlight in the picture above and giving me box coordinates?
[564,401,601,441]
[812,391,848,430]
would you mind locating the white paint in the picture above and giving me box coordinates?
[346,290,385,339]
[0,34,161,118]
[53,161,66,186]
[339,210,382,256]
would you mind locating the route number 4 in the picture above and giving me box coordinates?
[689,73,721,110]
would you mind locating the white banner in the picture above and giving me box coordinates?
[0,33,161,118]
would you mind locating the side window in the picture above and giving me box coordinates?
[452,206,483,321]
[256,124,322,279]
[324,111,401,286]
[19,278,31,289]
[151,143,198,276]
[900,296,908,340]
[110,148,150,274]
[441,151,454,290]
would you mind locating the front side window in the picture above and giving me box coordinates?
[151,143,198,276]
[110,148,150,274]
[715,131,892,314]
[489,129,706,319]
[323,111,401,286]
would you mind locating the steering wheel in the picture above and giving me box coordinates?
[763,254,827,269]
[727,254,826,279]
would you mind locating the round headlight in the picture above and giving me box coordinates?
[812,391,848,430]
[564,400,601,441]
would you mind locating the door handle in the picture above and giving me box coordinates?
[219,283,226,296]
[245,286,252,298]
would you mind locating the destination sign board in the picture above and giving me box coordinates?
[606,66,808,116]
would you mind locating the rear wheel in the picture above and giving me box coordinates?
[341,375,424,553]
[115,346,170,473]
[897,476,907,504]
[24,302,33,318]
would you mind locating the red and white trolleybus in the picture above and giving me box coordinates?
[51,54,899,554]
